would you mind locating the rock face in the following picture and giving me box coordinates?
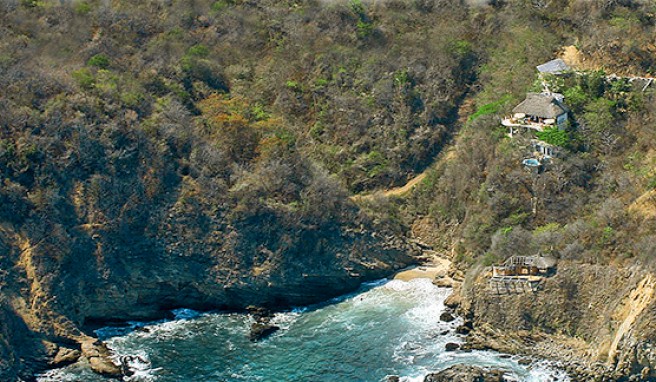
[460,261,656,380]
[424,365,505,382]
[0,196,417,380]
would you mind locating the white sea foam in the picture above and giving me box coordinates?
[38,277,570,382]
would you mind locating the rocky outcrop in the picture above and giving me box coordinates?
[247,306,280,341]
[424,365,505,382]
[81,339,122,377]
[460,261,656,380]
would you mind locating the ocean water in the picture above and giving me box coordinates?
[38,278,569,382]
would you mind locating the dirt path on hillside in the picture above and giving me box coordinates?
[352,96,472,202]
[383,172,427,197]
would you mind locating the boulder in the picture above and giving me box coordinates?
[445,342,460,351]
[518,357,532,365]
[433,277,454,288]
[249,322,280,341]
[444,292,462,309]
[246,306,273,322]
[440,311,456,322]
[456,322,473,335]
[88,356,123,377]
[386,376,400,382]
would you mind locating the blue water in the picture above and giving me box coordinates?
[38,279,569,382]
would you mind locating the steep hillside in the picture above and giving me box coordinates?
[0,0,479,379]
[3,0,656,380]
[398,1,656,380]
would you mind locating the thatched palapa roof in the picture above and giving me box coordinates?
[512,93,569,119]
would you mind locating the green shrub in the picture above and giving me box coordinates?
[87,54,110,69]
[211,0,230,12]
[393,70,410,86]
[356,20,375,38]
[314,78,330,88]
[469,94,512,122]
[72,68,94,89]
[187,44,209,58]
[74,1,92,15]
[450,40,472,56]
[535,127,570,147]
[285,80,300,90]
[250,104,269,121]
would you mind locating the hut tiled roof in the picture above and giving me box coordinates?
[512,93,570,119]
[536,59,570,74]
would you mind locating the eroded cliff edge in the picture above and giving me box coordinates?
[456,262,656,380]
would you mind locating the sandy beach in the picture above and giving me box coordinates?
[393,256,452,281]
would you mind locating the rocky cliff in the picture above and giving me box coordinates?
[0,206,416,381]
[458,262,656,380]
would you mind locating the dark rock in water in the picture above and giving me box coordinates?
[440,330,450,336]
[518,357,532,365]
[386,376,400,382]
[247,306,273,322]
[249,322,280,341]
[440,311,456,322]
[456,325,471,335]
[445,342,460,351]
[424,364,505,382]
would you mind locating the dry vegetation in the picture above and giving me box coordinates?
[2,0,656,379]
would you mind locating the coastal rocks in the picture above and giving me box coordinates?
[80,339,122,378]
[444,289,462,309]
[433,277,455,288]
[424,365,505,382]
[249,322,280,341]
[445,342,460,351]
[459,262,656,380]
[440,311,456,322]
[50,346,81,368]
[456,321,474,335]
[247,306,280,342]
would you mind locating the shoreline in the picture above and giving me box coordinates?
[393,255,452,282]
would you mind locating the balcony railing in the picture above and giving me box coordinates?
[501,116,556,132]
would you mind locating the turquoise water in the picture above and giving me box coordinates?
[38,279,569,382]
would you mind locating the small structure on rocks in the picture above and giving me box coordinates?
[489,256,557,295]
[493,255,557,277]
